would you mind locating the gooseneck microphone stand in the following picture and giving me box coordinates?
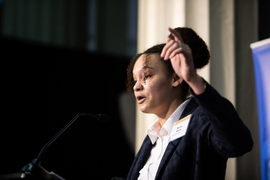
[17,113,109,180]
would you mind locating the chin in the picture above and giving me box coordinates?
[139,108,148,113]
[139,106,148,113]
[139,106,152,114]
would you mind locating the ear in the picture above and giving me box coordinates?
[172,73,183,87]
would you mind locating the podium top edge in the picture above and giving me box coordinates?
[250,38,270,49]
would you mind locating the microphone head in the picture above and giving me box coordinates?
[80,113,109,122]
[98,114,110,122]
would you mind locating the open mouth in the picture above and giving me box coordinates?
[137,96,146,104]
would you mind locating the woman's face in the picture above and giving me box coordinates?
[133,54,174,116]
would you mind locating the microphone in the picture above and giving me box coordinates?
[90,113,110,123]
[20,113,109,180]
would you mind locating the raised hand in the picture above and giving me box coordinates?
[161,27,205,95]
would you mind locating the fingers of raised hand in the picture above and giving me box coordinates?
[168,27,184,43]
[161,38,183,60]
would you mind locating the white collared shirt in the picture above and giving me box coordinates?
[138,99,191,180]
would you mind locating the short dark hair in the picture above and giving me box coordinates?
[126,27,210,95]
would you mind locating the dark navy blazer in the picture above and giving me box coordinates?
[127,82,253,180]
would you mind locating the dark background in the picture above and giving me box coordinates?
[0,37,133,179]
[0,0,270,179]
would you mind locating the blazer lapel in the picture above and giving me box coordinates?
[180,97,198,119]
[129,136,154,179]
[155,137,182,179]
[155,97,199,179]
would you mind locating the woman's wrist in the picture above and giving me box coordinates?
[187,75,205,95]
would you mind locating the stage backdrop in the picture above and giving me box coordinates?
[0,37,134,180]
[250,38,270,180]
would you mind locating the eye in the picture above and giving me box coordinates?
[145,75,151,79]
[143,75,152,81]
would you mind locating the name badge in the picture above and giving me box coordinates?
[170,114,191,142]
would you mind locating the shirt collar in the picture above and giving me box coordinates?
[147,98,191,144]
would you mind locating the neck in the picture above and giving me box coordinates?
[157,97,186,127]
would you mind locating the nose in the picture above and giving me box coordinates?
[133,81,143,91]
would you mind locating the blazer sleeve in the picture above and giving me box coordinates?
[191,80,253,158]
